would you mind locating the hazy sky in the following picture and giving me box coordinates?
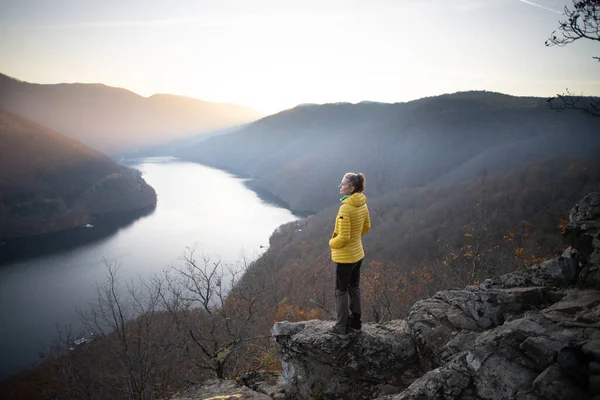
[1,0,598,114]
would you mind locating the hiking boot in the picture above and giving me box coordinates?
[328,325,348,336]
[348,315,362,331]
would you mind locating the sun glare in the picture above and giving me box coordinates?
[0,1,597,114]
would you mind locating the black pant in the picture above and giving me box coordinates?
[334,259,362,330]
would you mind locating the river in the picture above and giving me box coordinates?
[0,157,300,381]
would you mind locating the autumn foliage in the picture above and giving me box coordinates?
[3,155,599,399]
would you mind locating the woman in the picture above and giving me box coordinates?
[328,172,371,335]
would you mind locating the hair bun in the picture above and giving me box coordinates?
[344,172,366,193]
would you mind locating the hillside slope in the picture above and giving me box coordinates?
[0,108,156,239]
[271,191,600,399]
[0,73,263,154]
[246,153,600,321]
[174,91,600,213]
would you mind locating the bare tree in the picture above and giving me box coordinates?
[546,0,600,117]
[308,277,334,320]
[362,261,404,322]
[32,250,273,398]
[158,248,268,379]
[69,262,177,400]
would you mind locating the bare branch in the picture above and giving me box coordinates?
[548,89,600,117]
[545,1,600,117]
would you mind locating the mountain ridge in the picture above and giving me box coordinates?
[0,73,263,154]
[171,91,600,213]
[0,107,157,240]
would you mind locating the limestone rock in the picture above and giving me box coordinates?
[542,289,600,329]
[268,194,600,399]
[379,312,593,400]
[519,335,564,369]
[241,371,286,398]
[563,192,600,288]
[531,364,588,400]
[272,319,421,399]
[406,286,561,370]
[170,379,271,400]
[492,247,581,288]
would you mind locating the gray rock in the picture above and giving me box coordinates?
[532,364,588,400]
[439,331,480,363]
[563,192,600,289]
[493,270,533,288]
[529,257,579,287]
[558,343,591,389]
[580,263,600,290]
[264,193,600,400]
[241,371,286,398]
[472,354,538,400]
[519,336,563,370]
[543,289,600,329]
[272,319,421,399]
[272,321,306,337]
[384,365,471,400]
[583,340,600,361]
[406,297,456,370]
[407,286,559,370]
[493,248,581,289]
[379,313,589,399]
[170,379,271,400]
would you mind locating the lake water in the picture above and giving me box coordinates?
[0,157,300,381]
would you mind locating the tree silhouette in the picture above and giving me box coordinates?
[157,248,268,379]
[546,0,600,117]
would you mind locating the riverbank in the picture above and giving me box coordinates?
[0,158,301,382]
[0,205,156,266]
[174,156,314,217]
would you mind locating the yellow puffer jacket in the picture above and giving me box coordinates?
[329,192,371,263]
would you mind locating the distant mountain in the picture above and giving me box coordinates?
[0,108,156,240]
[0,73,263,154]
[173,91,600,213]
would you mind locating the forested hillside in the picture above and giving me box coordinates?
[3,91,599,399]
[247,153,600,321]
[175,91,600,213]
[0,108,156,239]
[0,73,262,154]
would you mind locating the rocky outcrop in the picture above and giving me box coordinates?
[272,193,600,399]
[170,378,272,400]
[563,192,600,289]
[272,319,421,399]
[169,372,287,400]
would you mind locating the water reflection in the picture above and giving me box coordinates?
[0,157,300,381]
[0,206,156,266]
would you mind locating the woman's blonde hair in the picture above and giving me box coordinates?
[344,172,366,193]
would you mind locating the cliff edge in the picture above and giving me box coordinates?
[171,193,600,399]
[272,192,600,399]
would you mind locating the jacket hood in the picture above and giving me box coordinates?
[342,192,367,207]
